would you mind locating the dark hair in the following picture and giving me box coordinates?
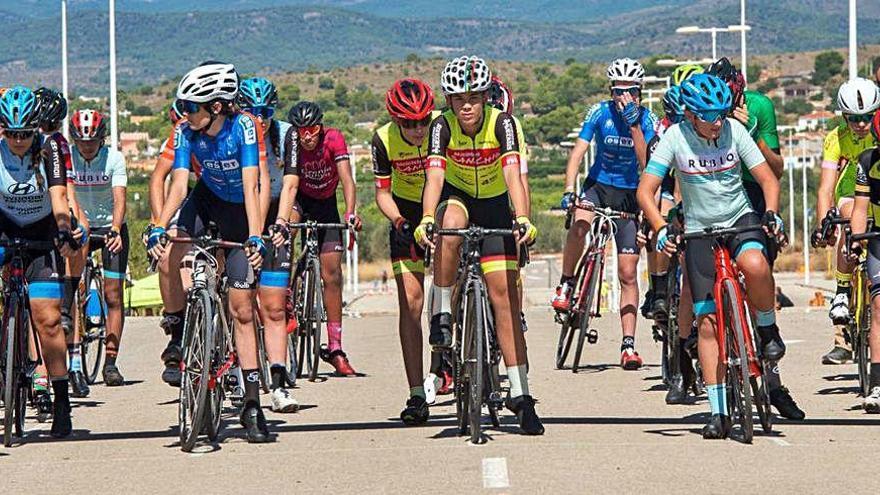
[268,119,281,162]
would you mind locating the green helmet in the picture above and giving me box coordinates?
[671,64,705,86]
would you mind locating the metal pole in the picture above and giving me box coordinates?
[351,149,359,295]
[802,140,809,284]
[788,129,795,243]
[61,0,69,138]
[711,29,718,61]
[109,0,119,149]
[740,0,748,82]
[849,0,858,80]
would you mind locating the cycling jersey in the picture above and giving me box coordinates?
[69,145,127,228]
[264,120,292,199]
[740,90,780,183]
[426,107,521,199]
[513,115,528,174]
[42,132,73,180]
[371,111,441,204]
[161,123,201,178]
[645,118,765,233]
[824,124,878,201]
[855,147,880,224]
[578,100,658,190]
[0,137,66,227]
[171,113,261,204]
[283,127,350,200]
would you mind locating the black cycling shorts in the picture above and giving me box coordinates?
[579,179,639,255]
[0,213,65,299]
[88,224,130,282]
[389,195,425,275]
[260,198,291,290]
[293,192,344,253]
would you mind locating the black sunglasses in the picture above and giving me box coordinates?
[400,116,432,129]
[6,129,36,140]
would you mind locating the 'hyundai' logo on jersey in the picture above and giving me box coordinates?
[7,182,35,195]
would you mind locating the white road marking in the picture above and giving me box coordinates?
[482,457,510,489]
[784,339,805,345]
[770,438,791,447]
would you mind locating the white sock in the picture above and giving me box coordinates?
[507,365,529,399]
[431,285,452,316]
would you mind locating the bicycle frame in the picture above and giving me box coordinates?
[573,212,617,318]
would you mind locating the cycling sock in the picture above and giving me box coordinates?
[164,310,185,344]
[327,321,342,352]
[558,274,575,287]
[835,271,852,295]
[429,350,443,374]
[430,284,452,316]
[34,372,49,392]
[765,360,782,390]
[871,363,880,389]
[755,309,776,327]
[507,365,529,399]
[410,386,426,400]
[707,383,727,416]
[243,368,260,407]
[61,276,79,320]
[653,272,668,298]
[105,355,117,367]
[68,344,83,372]
[269,364,286,390]
[621,336,635,351]
[51,376,70,405]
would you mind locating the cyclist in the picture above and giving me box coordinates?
[415,55,543,435]
[815,78,880,364]
[370,78,436,424]
[148,62,273,443]
[636,74,785,439]
[0,86,80,438]
[32,87,72,416]
[274,101,360,376]
[850,109,880,412]
[707,57,803,420]
[553,57,658,370]
[237,76,299,413]
[65,109,129,388]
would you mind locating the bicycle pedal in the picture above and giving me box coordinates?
[586,329,598,344]
[554,312,568,325]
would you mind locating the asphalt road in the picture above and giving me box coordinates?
[2,277,878,494]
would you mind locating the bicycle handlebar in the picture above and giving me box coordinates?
[680,223,766,242]
[565,200,638,230]
[0,238,56,251]
[287,221,357,250]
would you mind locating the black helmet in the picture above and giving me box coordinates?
[288,101,323,127]
[706,57,737,82]
[34,87,68,129]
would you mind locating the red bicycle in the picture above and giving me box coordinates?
[680,224,773,443]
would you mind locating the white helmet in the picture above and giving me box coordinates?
[606,58,645,84]
[176,62,239,103]
[837,77,880,114]
[440,56,492,95]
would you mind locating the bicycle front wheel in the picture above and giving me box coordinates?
[572,255,601,373]
[178,290,212,452]
[464,287,484,444]
[255,318,271,393]
[722,279,754,444]
[3,294,21,447]
[856,286,871,397]
[307,262,323,381]
[81,272,106,385]
[206,308,229,441]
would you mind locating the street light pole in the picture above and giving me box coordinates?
[109,0,118,150]
[802,140,809,284]
[711,28,718,61]
[740,0,748,82]
[788,129,794,243]
[849,0,858,80]
[61,0,69,137]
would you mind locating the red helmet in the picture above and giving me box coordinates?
[70,109,108,141]
[488,76,514,113]
[385,79,434,121]
[872,109,880,143]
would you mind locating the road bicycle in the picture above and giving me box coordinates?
[77,233,110,385]
[845,227,876,397]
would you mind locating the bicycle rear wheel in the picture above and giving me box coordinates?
[80,270,106,384]
[255,318,271,393]
[464,289,484,444]
[722,279,754,444]
[206,309,229,441]
[663,261,681,385]
[856,287,871,397]
[178,290,212,452]
[286,327,298,387]
[307,262,323,381]
[572,255,601,373]
[3,294,20,447]
[555,252,589,369]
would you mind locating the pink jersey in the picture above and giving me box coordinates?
[283,127,350,200]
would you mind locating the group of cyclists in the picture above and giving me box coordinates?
[3,50,880,445]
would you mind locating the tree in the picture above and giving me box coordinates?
[334,83,349,107]
[318,76,335,90]
[812,51,844,85]
[782,98,812,116]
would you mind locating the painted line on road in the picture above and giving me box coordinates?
[770,438,791,447]
[784,339,805,345]
[482,457,510,489]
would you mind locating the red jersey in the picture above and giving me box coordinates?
[283,127,349,200]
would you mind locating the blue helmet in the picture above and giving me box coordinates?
[680,74,732,116]
[662,85,685,121]
[238,77,278,108]
[0,85,40,130]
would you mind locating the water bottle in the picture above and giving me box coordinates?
[85,279,104,327]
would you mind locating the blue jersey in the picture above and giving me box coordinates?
[578,100,658,190]
[172,113,260,203]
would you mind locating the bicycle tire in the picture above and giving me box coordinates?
[206,307,228,441]
[465,288,484,444]
[307,262,323,382]
[572,255,601,373]
[256,318,271,393]
[555,252,589,369]
[292,269,308,379]
[722,279,754,444]
[178,289,212,452]
[286,328,298,387]
[857,284,871,397]
[663,259,681,385]
[453,295,467,435]
[3,294,20,447]
[80,270,106,385]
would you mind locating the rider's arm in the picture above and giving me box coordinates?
[637,131,675,232]
[752,94,785,178]
[564,104,600,193]
[156,127,193,228]
[238,115,265,237]
[42,136,73,231]
[515,117,531,216]
[817,130,842,223]
[631,108,657,171]
[757,140,784,179]
[277,126,301,223]
[751,163,780,213]
[497,113,528,218]
[424,116,451,217]
[852,152,872,235]
[110,150,128,232]
[254,121,271,223]
[371,132,403,222]
[242,167,263,237]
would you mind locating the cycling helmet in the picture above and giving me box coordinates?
[662,85,685,120]
[385,78,435,121]
[238,77,278,108]
[176,62,239,103]
[34,87,68,129]
[872,109,880,142]
[70,109,108,141]
[671,64,704,86]
[706,57,737,81]
[487,76,514,113]
[606,58,645,84]
[680,74,732,114]
[287,101,323,127]
[440,56,492,95]
[837,78,880,115]
[169,98,185,123]
[0,85,40,130]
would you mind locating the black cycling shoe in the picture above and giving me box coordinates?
[429,312,453,349]
[651,296,668,321]
[506,395,545,435]
[103,364,125,387]
[161,342,182,386]
[400,396,430,425]
[701,414,731,440]
[69,370,90,398]
[665,374,689,405]
[770,385,805,420]
[640,290,654,319]
[240,405,271,443]
[50,398,72,438]
[758,325,786,361]
[34,390,53,423]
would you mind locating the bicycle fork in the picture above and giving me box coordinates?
[712,246,762,378]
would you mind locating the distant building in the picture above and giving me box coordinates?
[119,131,150,157]
[797,111,835,131]
[780,129,823,169]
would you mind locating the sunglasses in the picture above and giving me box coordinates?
[399,116,432,129]
[297,125,322,138]
[245,106,275,120]
[845,113,873,124]
[668,114,684,124]
[180,100,203,114]
[612,87,641,97]
[6,130,35,140]
[694,110,728,123]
